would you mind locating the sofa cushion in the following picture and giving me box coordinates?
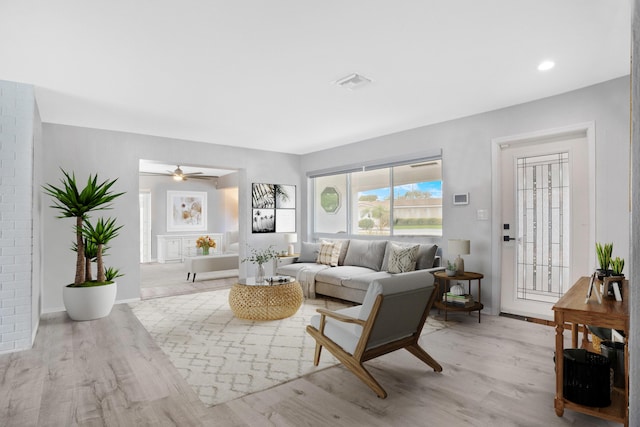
[341,271,393,292]
[298,242,320,263]
[317,240,342,266]
[343,239,387,271]
[387,243,420,273]
[276,262,329,277]
[415,244,439,270]
[315,265,376,286]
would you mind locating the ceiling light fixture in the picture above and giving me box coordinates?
[335,73,372,90]
[537,60,555,71]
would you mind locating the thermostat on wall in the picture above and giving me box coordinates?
[453,193,469,205]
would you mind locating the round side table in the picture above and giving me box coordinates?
[433,271,484,322]
[229,277,303,320]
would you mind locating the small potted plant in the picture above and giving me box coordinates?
[43,169,125,321]
[446,260,457,277]
[595,242,613,280]
[606,256,625,298]
[242,245,279,283]
[611,257,624,278]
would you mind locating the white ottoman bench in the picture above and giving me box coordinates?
[185,254,239,282]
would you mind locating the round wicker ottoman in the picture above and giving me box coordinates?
[229,277,303,320]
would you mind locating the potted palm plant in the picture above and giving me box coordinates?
[43,169,125,321]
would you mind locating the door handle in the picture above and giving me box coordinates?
[503,236,516,242]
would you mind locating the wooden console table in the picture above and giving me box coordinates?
[552,276,629,426]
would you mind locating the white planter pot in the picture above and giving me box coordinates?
[63,281,117,321]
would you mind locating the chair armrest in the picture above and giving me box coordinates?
[316,308,366,326]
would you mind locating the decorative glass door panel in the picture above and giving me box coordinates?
[516,153,570,303]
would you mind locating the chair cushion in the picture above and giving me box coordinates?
[298,242,321,263]
[317,240,342,266]
[386,243,420,273]
[311,306,363,355]
[343,239,387,271]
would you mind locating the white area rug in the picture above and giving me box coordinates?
[130,289,447,407]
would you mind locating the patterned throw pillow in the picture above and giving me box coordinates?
[387,243,420,273]
[317,240,342,267]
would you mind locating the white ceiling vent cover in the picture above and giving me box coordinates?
[335,73,372,90]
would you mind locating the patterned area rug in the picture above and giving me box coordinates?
[130,288,446,407]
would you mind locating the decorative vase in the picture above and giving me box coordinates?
[256,264,265,284]
[63,281,117,321]
[202,246,210,255]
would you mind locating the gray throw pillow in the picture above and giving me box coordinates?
[297,242,320,263]
[415,244,438,270]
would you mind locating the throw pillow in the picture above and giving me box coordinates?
[415,244,439,270]
[387,243,420,273]
[317,240,342,267]
[298,242,321,263]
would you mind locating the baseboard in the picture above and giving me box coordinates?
[42,298,141,315]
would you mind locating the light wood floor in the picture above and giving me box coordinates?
[0,303,619,426]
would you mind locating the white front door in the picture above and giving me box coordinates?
[499,130,592,320]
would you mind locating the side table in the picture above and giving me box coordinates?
[433,271,484,322]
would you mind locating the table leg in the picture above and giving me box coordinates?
[554,315,565,417]
[478,279,481,323]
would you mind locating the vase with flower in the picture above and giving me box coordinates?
[196,235,216,255]
[242,245,279,283]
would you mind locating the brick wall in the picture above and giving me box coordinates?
[0,80,35,353]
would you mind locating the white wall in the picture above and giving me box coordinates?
[0,80,38,353]
[300,76,631,315]
[41,125,301,312]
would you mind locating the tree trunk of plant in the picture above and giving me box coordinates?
[75,217,85,285]
[96,244,105,282]
[85,256,93,282]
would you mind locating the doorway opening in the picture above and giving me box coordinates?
[138,160,240,299]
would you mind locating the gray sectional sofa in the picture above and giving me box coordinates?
[275,239,443,303]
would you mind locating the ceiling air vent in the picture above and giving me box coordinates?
[335,73,372,90]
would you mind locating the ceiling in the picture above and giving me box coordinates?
[0,1,631,155]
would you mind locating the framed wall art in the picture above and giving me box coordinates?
[252,183,296,233]
[167,190,207,232]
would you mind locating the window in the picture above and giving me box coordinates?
[311,159,442,236]
[314,174,347,233]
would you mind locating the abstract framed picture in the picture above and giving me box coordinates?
[167,191,207,232]
[251,183,296,233]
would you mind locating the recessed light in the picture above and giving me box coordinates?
[538,60,555,71]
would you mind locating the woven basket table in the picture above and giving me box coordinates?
[229,277,303,320]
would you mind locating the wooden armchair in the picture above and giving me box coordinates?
[306,270,442,398]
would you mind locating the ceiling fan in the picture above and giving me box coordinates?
[140,165,217,181]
